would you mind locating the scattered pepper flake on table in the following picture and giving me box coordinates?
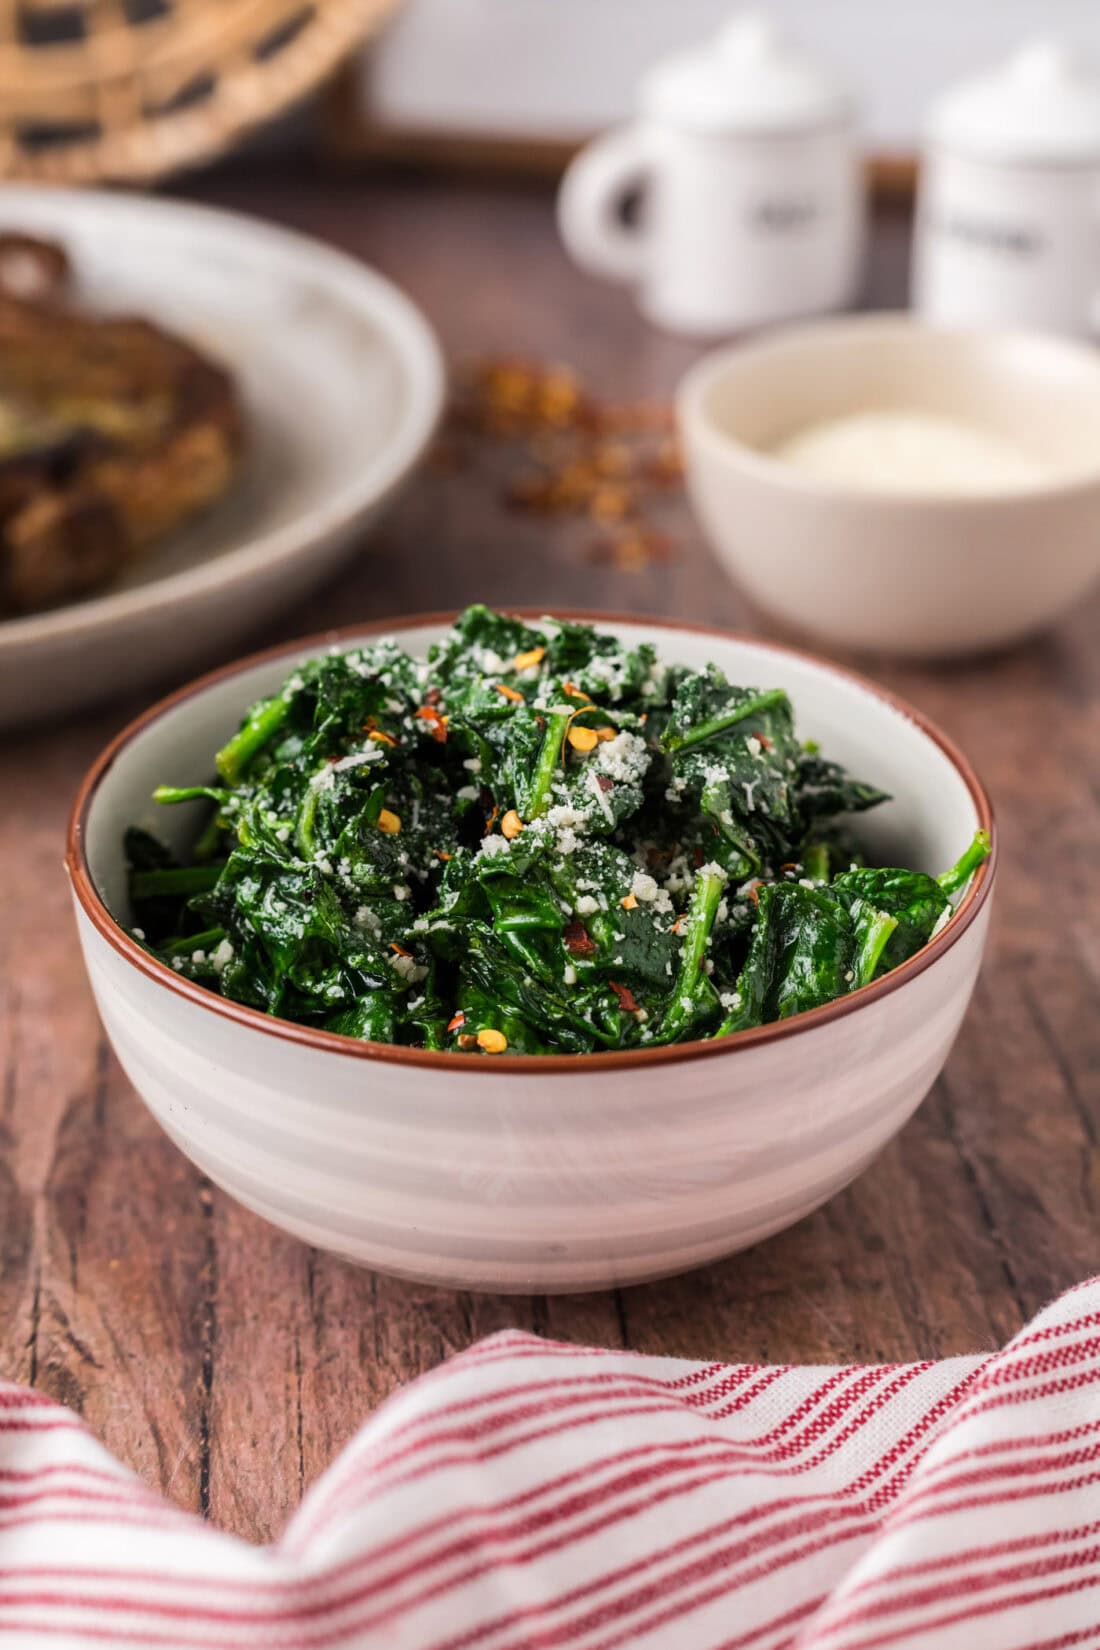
[589,527,677,573]
[439,357,685,572]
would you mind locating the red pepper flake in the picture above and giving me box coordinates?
[595,775,614,792]
[390,943,413,957]
[746,881,762,906]
[457,1033,477,1050]
[416,705,449,743]
[563,921,596,957]
[442,357,683,570]
[504,472,555,511]
[754,732,773,749]
[363,717,398,747]
[588,527,676,573]
[447,1011,466,1032]
[641,440,684,486]
[609,979,641,1014]
[434,849,452,862]
[483,803,500,836]
[590,484,631,523]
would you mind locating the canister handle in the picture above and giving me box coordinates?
[557,124,654,284]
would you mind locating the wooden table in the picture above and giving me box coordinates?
[2,168,1098,1544]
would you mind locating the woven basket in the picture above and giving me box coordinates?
[0,0,401,185]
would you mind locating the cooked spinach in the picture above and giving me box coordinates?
[127,605,990,1055]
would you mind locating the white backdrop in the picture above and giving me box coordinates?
[362,0,1100,149]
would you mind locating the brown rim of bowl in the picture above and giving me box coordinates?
[66,609,997,1075]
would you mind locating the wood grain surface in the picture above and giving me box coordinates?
[2,168,1097,1543]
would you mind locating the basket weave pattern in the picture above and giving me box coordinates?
[0,0,398,183]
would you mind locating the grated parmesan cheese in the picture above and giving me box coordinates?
[593,731,649,784]
[329,747,384,774]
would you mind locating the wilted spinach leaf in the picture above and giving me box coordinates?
[125,607,990,1055]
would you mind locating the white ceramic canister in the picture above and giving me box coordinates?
[914,41,1100,336]
[556,13,865,336]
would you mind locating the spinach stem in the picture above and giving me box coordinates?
[153,785,231,806]
[192,809,225,864]
[295,778,323,859]
[664,688,789,753]
[131,865,222,899]
[937,829,992,896]
[801,841,830,882]
[524,706,573,819]
[157,927,226,957]
[152,784,231,864]
[852,906,899,988]
[216,693,293,785]
[660,865,726,1040]
[679,865,725,983]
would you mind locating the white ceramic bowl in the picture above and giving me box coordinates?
[66,614,996,1294]
[678,314,1100,657]
[0,187,445,729]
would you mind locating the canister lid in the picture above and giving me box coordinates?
[928,39,1100,162]
[640,12,855,135]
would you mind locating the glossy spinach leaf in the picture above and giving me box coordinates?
[126,606,988,1056]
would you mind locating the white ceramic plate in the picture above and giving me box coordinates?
[0,187,445,730]
[68,615,996,1293]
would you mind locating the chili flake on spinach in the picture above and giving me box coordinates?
[125,605,990,1055]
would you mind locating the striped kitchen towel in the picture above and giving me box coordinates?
[1,1278,1099,1648]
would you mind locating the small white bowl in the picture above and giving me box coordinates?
[678,314,1100,657]
[66,614,996,1294]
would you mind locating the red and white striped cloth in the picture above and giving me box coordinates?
[2,1278,1100,1648]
